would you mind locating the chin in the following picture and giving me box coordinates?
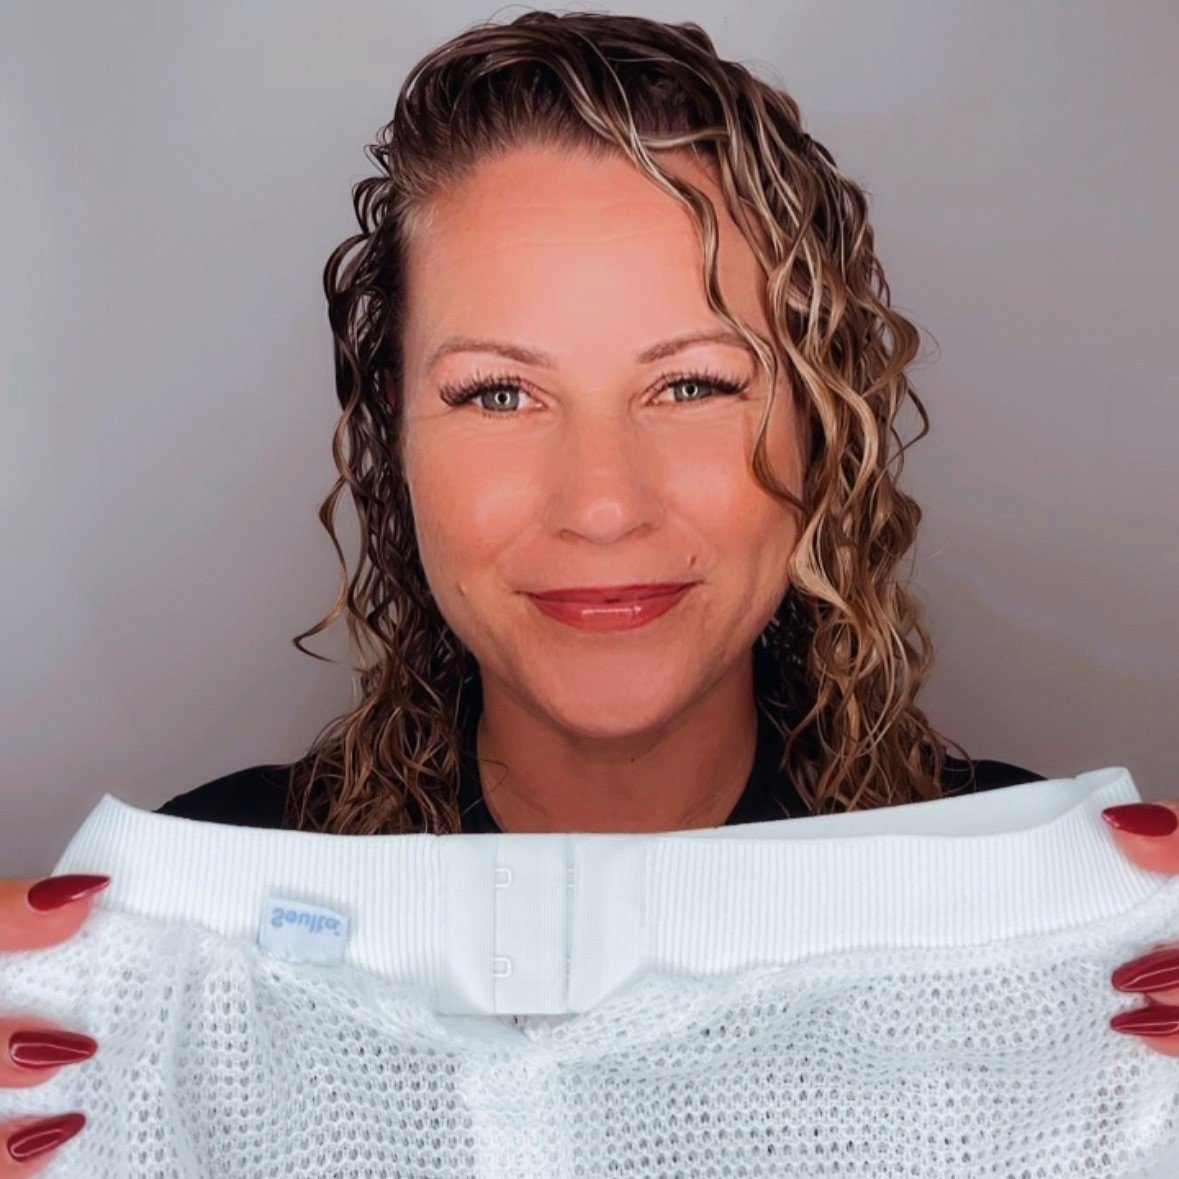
[536,682,690,740]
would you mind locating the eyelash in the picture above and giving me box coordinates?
[437,367,749,415]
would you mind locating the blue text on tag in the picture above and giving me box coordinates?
[257,895,350,965]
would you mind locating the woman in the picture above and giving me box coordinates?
[5,11,1179,1172]
[161,10,1047,838]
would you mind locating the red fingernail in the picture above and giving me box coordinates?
[25,874,111,912]
[1111,946,1179,992]
[1101,804,1179,837]
[5,1111,86,1162]
[1110,1003,1179,1037]
[7,1028,98,1069]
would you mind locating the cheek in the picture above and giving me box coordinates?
[667,427,797,556]
[665,422,801,637]
[406,434,536,592]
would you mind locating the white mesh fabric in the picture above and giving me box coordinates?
[3,881,1179,1177]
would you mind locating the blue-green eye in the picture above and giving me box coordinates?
[438,368,749,414]
[662,373,747,403]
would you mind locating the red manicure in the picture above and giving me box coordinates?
[7,1028,98,1069]
[1111,946,1179,993]
[5,1112,86,1162]
[1110,1003,1179,1036]
[1101,804,1179,837]
[25,874,111,912]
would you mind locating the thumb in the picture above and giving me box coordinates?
[1102,801,1179,874]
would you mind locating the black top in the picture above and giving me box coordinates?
[155,702,1045,831]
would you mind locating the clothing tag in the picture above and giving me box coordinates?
[257,895,350,966]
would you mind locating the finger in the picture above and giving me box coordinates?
[1111,938,1179,1004]
[0,1112,86,1175]
[1110,1002,1179,1058]
[0,1017,98,1091]
[1101,801,1179,874]
[0,877,110,954]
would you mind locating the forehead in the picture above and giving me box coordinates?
[401,145,771,374]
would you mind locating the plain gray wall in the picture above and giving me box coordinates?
[2,0,1176,876]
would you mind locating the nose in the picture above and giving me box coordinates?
[543,411,664,543]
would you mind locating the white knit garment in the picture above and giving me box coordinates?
[2,765,1179,1177]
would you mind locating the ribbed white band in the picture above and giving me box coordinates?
[51,765,1164,1016]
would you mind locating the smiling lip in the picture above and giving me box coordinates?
[527,582,694,603]
[525,583,697,631]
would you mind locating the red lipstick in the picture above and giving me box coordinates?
[525,583,697,631]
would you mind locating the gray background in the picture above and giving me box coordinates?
[2,1,1176,876]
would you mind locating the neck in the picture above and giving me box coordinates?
[472,661,760,833]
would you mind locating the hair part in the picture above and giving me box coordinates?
[282,8,973,835]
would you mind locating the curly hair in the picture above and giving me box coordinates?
[281,8,975,835]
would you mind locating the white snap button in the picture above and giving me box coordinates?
[494,866,513,887]
[493,955,512,978]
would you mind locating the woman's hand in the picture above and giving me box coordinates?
[1104,802,1179,1055]
[0,874,108,1173]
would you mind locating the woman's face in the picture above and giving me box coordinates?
[399,143,806,740]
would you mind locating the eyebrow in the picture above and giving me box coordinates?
[425,329,755,373]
